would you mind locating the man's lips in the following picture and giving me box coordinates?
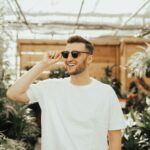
[66,63,77,69]
[67,63,75,66]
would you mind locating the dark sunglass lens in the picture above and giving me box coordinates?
[71,51,79,58]
[62,51,69,58]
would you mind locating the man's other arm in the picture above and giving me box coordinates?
[108,130,122,150]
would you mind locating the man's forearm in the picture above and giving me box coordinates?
[7,51,61,102]
[7,62,48,99]
[108,143,121,150]
[108,130,122,150]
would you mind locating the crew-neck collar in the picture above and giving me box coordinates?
[67,77,95,88]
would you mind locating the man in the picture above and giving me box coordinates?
[7,35,126,150]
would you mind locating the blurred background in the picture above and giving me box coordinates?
[0,0,150,149]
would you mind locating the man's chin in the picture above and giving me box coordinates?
[68,71,77,75]
[67,70,78,76]
[67,68,85,76]
[67,68,75,74]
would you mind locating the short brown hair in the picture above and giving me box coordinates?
[67,35,94,54]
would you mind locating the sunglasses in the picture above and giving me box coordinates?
[61,50,91,59]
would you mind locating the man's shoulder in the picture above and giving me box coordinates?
[32,78,69,92]
[92,78,111,89]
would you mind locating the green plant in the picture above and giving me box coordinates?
[122,97,150,150]
[49,67,69,79]
[101,65,124,98]
[0,4,40,149]
[123,44,150,149]
[0,98,40,150]
[0,133,26,150]
[127,44,150,78]
[124,92,147,114]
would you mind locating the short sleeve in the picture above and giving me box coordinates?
[108,87,126,130]
[27,81,44,104]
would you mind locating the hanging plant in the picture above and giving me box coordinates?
[127,44,150,78]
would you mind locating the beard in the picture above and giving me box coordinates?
[66,58,87,75]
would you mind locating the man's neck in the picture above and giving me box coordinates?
[70,71,91,86]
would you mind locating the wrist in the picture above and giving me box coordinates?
[37,61,50,70]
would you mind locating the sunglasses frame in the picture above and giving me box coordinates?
[61,50,91,59]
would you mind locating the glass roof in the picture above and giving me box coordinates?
[2,0,150,39]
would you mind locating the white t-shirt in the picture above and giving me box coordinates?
[27,77,126,150]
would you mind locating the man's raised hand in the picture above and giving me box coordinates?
[42,50,62,67]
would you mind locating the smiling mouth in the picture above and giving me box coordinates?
[67,64,75,67]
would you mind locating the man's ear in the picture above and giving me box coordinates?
[87,55,93,64]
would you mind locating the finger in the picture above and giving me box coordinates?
[51,51,55,59]
[48,51,54,59]
[56,53,62,60]
[53,50,57,58]
[47,51,52,59]
[54,50,60,59]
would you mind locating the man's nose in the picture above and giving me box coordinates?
[67,52,73,61]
